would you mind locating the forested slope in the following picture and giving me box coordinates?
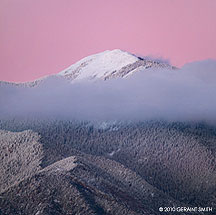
[0,119,215,214]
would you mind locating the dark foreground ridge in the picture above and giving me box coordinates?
[0,119,216,215]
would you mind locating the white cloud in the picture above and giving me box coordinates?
[1,59,216,123]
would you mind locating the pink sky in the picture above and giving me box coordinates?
[0,0,216,82]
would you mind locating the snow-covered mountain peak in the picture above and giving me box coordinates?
[58,49,139,81]
[57,49,175,82]
[0,49,175,87]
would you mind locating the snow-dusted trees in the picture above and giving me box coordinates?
[0,119,216,206]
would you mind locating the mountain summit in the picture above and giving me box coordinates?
[0,49,174,87]
[58,49,173,82]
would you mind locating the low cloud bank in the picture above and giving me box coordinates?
[1,59,216,122]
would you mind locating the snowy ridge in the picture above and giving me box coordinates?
[0,49,175,88]
[58,49,139,81]
[58,49,175,82]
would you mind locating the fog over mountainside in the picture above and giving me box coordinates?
[0,50,216,122]
[0,50,216,215]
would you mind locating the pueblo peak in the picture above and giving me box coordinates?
[57,49,174,82]
[0,49,173,87]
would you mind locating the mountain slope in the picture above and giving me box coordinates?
[0,120,215,214]
[0,127,191,215]
[1,52,216,215]
[0,129,43,193]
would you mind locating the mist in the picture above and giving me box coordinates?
[138,54,171,65]
[1,59,216,123]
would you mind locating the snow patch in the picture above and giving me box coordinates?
[108,148,121,156]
